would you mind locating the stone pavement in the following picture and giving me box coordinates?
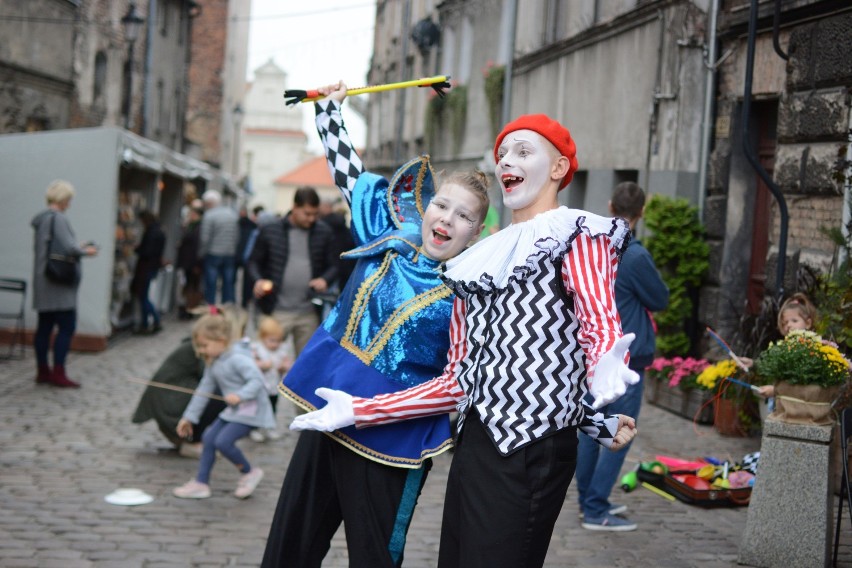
[0,316,850,567]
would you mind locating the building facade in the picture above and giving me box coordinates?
[0,0,249,348]
[0,0,79,133]
[178,0,251,171]
[365,0,852,355]
[702,0,852,341]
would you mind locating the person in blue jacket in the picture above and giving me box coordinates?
[260,82,490,567]
[575,181,670,531]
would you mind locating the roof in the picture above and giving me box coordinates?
[273,155,335,188]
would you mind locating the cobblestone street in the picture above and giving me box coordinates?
[0,316,849,567]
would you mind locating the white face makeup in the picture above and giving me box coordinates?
[495,129,556,211]
[420,183,483,261]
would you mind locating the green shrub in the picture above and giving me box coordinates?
[644,194,710,356]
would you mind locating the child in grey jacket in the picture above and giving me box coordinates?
[173,312,275,499]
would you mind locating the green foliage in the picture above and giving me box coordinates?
[644,194,710,356]
[424,84,467,155]
[445,84,467,154]
[483,64,504,138]
[813,189,852,355]
[424,94,446,150]
[754,330,851,387]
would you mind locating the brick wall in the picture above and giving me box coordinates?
[185,0,227,165]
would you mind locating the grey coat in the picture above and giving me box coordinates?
[30,209,87,312]
[199,205,239,257]
[181,341,276,429]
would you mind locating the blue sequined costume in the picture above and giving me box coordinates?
[280,100,453,468]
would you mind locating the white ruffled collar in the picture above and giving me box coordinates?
[443,207,628,292]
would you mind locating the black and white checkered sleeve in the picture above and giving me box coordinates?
[315,99,365,206]
[578,404,622,449]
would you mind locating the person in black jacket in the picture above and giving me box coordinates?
[177,204,204,319]
[236,205,263,308]
[248,187,338,357]
[132,210,166,334]
[319,197,356,290]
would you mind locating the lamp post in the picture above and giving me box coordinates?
[121,2,145,130]
[231,103,244,176]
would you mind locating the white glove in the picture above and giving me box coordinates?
[589,333,640,409]
[290,388,355,432]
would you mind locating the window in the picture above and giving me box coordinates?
[544,0,562,44]
[170,87,180,136]
[159,0,168,36]
[155,80,164,135]
[93,51,107,102]
[26,117,48,132]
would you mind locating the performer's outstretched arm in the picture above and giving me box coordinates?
[314,84,365,207]
[290,298,469,432]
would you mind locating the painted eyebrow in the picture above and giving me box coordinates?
[499,137,533,151]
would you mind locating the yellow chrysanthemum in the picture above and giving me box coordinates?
[696,359,739,390]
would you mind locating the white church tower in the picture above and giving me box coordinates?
[241,59,310,212]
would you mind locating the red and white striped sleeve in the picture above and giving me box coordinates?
[563,232,624,376]
[353,297,469,427]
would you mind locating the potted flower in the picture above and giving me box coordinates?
[696,359,757,436]
[753,330,852,425]
[645,356,713,422]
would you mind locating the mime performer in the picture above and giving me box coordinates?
[294,113,640,567]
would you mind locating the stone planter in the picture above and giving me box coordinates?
[645,376,714,424]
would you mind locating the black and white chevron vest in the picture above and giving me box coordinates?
[448,252,589,456]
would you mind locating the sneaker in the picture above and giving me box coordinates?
[249,429,266,443]
[578,503,628,518]
[581,513,637,532]
[173,480,211,499]
[234,467,264,499]
[265,429,282,440]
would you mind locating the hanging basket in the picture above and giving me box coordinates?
[770,382,842,426]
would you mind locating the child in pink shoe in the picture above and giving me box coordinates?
[173,311,275,499]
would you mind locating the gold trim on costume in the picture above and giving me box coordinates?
[364,285,452,359]
[279,384,453,468]
[343,253,394,342]
[339,251,451,365]
[386,155,434,229]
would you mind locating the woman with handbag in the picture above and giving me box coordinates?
[30,179,98,388]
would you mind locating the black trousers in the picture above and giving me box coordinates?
[438,412,578,568]
[261,430,432,568]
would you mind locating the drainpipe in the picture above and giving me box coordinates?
[393,0,411,166]
[742,0,789,298]
[771,0,789,61]
[842,104,852,268]
[696,0,719,222]
[141,0,157,138]
[498,0,518,224]
[643,10,666,191]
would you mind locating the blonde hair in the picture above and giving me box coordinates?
[777,292,817,333]
[257,316,284,341]
[192,313,233,349]
[191,305,247,351]
[439,170,491,222]
[46,179,75,205]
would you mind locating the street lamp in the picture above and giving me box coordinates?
[231,103,244,175]
[121,2,145,130]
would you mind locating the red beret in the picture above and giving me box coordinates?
[493,114,579,190]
